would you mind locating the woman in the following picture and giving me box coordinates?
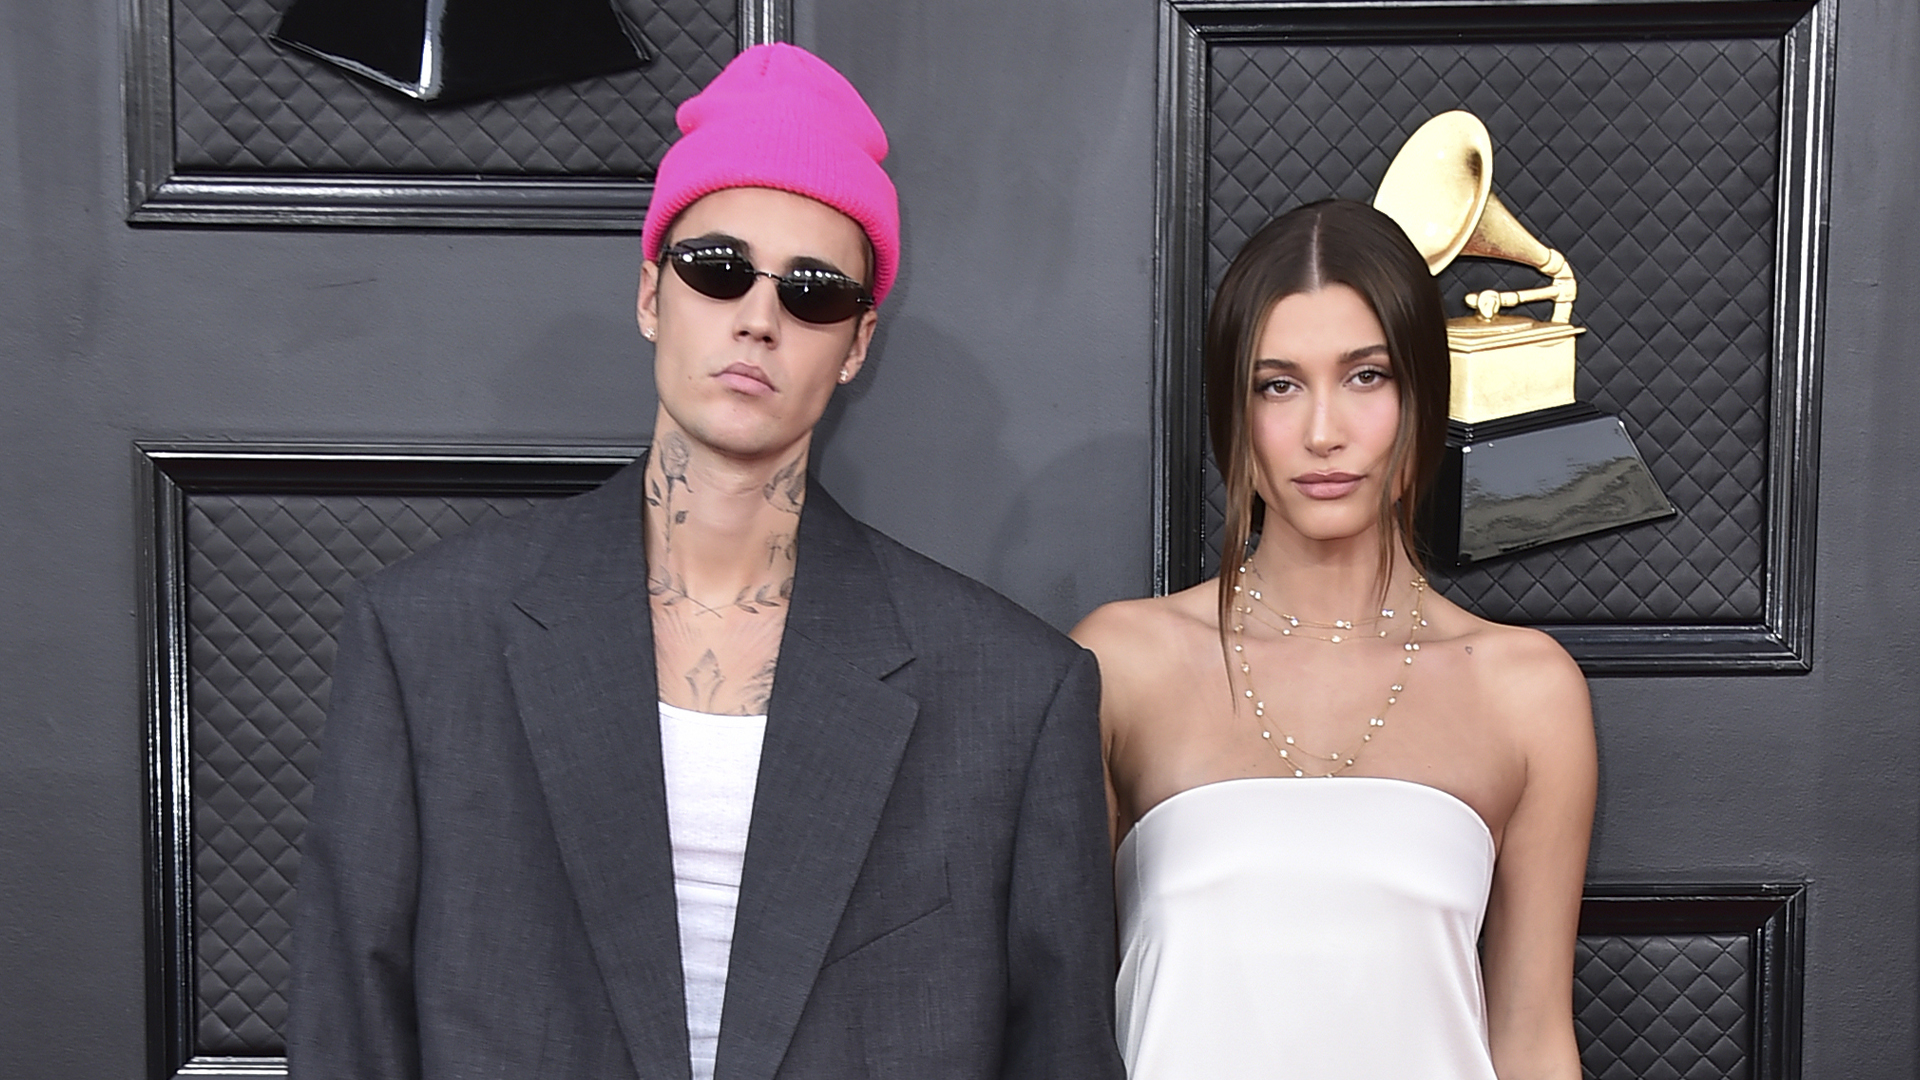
[1073,200,1595,1079]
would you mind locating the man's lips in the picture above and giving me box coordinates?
[1292,472,1363,499]
[716,362,774,394]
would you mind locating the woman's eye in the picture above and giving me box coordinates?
[1351,368,1391,387]
[1257,378,1295,396]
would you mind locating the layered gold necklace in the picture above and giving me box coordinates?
[1230,564,1427,777]
[1239,562,1402,644]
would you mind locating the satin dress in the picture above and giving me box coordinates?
[1115,777,1497,1079]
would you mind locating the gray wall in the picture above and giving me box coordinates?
[0,0,1913,1076]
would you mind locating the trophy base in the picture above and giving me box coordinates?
[1422,403,1675,566]
[273,0,648,104]
[1446,315,1582,423]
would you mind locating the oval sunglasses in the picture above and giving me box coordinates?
[660,241,875,325]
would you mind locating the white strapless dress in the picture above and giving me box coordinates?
[1115,777,1497,1079]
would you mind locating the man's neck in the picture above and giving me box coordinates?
[643,424,809,618]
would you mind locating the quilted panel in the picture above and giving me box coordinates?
[172,0,732,175]
[189,492,543,1054]
[1574,933,1753,1080]
[1203,38,1779,623]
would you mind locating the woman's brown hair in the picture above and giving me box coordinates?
[1204,199,1450,649]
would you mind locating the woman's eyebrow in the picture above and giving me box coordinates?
[1254,344,1389,371]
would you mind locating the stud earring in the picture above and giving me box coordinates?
[838,369,851,384]
[643,326,656,341]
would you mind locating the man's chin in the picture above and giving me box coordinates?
[683,428,814,472]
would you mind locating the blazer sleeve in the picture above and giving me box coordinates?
[286,585,422,1080]
[1000,648,1127,1080]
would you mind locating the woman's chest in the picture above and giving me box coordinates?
[1112,685,1526,849]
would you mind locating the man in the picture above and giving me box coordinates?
[288,43,1122,1080]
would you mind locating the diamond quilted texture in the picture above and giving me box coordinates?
[172,0,731,175]
[1203,39,1779,622]
[190,492,544,1054]
[1574,933,1752,1080]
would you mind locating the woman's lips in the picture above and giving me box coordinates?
[716,362,773,394]
[1293,472,1363,499]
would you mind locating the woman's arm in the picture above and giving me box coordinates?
[1480,630,1597,1080]
[1069,599,1162,852]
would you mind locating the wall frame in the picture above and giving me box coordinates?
[1576,883,1805,1079]
[1153,0,1835,673]
[137,442,640,1080]
[124,0,790,229]
[137,442,1805,1078]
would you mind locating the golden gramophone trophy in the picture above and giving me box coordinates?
[1373,110,1673,565]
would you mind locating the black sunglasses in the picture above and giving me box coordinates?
[660,242,875,325]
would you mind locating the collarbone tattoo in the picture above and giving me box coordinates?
[676,650,780,714]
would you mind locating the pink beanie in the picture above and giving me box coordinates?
[642,44,900,307]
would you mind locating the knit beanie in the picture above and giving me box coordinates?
[641,44,900,307]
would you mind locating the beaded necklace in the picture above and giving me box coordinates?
[1230,565,1427,777]
[1243,563,1397,643]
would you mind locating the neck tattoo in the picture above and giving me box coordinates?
[643,433,803,620]
[1231,565,1428,777]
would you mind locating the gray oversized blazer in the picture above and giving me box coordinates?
[287,460,1123,1080]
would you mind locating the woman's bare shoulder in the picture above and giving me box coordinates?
[1074,582,1212,644]
[1444,606,1592,746]
[1072,583,1219,687]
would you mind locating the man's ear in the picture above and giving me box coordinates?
[637,260,661,340]
[838,309,878,382]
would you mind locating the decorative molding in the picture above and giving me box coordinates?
[138,443,639,1080]
[124,0,792,230]
[136,445,1806,1078]
[1152,0,1835,672]
[1579,883,1805,1080]
[737,0,792,52]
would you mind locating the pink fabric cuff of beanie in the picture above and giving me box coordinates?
[642,43,900,308]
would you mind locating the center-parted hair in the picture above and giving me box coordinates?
[1204,199,1450,643]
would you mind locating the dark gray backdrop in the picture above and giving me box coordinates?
[0,0,1914,1077]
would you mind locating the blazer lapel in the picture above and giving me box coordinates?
[505,461,693,1080]
[713,483,917,1080]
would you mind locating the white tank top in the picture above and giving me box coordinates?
[1115,776,1497,1079]
[658,701,768,1080]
